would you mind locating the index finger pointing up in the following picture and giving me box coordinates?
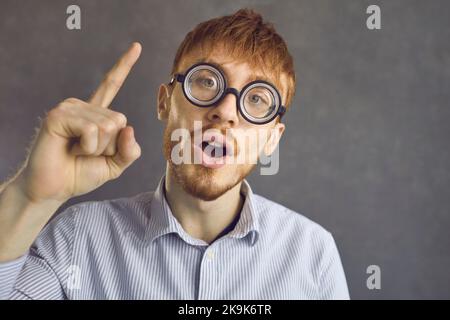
[89,42,142,108]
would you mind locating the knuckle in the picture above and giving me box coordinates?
[63,97,80,104]
[83,123,98,135]
[101,119,117,133]
[112,112,127,126]
[55,101,75,113]
[46,107,64,122]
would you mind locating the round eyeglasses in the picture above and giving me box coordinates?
[169,63,286,125]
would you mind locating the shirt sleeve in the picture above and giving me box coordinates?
[0,206,77,300]
[0,254,28,299]
[317,231,350,300]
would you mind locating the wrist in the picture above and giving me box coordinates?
[0,180,63,262]
[7,173,66,208]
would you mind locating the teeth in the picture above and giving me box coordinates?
[201,140,228,158]
[207,141,223,148]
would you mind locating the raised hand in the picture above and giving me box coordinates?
[16,42,143,204]
[0,42,144,262]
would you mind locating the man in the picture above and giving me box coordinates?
[0,9,349,299]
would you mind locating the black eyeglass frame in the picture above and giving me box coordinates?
[169,62,287,125]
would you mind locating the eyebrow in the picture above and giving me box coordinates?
[191,57,275,86]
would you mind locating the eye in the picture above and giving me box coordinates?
[248,94,268,106]
[250,94,261,103]
[196,77,216,88]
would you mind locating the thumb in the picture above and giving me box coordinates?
[107,126,141,178]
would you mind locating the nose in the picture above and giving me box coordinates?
[206,91,240,127]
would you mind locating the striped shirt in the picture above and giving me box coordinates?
[0,176,349,300]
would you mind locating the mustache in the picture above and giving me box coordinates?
[188,124,228,136]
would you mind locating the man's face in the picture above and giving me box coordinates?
[158,49,286,201]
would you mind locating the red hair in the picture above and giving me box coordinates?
[170,8,296,109]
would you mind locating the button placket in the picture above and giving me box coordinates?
[197,245,219,299]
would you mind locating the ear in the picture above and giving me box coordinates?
[157,83,171,121]
[263,122,285,156]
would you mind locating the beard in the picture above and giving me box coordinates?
[162,122,256,201]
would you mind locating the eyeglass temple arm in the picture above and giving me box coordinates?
[169,74,185,85]
[278,105,287,118]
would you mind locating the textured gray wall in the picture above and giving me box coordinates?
[1,0,449,299]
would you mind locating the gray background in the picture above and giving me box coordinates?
[1,0,449,299]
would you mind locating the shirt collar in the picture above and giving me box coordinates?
[146,175,260,246]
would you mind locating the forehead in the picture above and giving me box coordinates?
[177,47,288,102]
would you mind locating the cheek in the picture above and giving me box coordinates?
[170,88,206,126]
[168,90,183,120]
[233,128,270,163]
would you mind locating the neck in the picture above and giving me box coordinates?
[164,165,244,244]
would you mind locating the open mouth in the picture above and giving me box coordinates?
[192,132,234,169]
[201,140,228,158]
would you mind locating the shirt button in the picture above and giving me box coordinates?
[206,250,215,260]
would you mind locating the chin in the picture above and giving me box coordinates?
[168,162,254,201]
[168,162,232,201]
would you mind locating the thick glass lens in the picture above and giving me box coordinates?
[242,86,277,119]
[187,69,221,102]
